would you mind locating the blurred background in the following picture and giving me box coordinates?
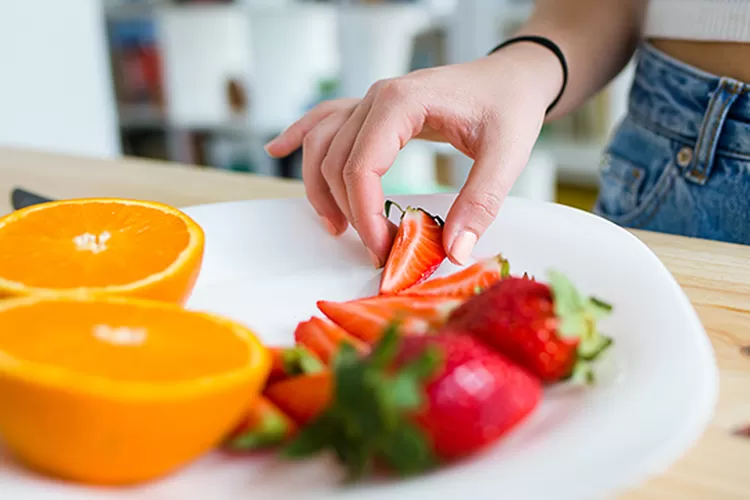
[0,0,635,211]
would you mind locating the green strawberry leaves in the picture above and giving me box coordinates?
[226,410,292,451]
[548,270,614,383]
[283,324,441,481]
[281,345,325,376]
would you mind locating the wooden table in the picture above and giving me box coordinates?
[2,147,749,499]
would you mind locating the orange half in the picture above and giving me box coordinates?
[0,296,271,485]
[0,198,204,304]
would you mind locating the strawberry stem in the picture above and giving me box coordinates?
[384,199,445,227]
[282,324,441,481]
[384,200,404,219]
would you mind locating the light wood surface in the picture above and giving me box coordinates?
[2,147,749,498]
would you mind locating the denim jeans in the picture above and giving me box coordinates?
[593,42,750,245]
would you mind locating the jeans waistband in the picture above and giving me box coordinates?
[628,42,750,158]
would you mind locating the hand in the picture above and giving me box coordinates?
[265,43,563,266]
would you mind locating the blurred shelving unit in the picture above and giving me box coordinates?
[103,0,635,204]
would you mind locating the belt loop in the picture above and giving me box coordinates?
[686,77,744,185]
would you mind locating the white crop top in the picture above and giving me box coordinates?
[644,0,750,42]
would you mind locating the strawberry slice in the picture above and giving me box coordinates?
[265,372,333,425]
[294,316,371,364]
[379,201,446,295]
[317,295,462,343]
[400,254,510,298]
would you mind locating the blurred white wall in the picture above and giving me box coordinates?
[0,0,120,158]
[158,5,251,129]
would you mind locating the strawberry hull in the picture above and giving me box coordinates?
[223,396,297,452]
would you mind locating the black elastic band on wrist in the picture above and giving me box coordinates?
[488,35,568,114]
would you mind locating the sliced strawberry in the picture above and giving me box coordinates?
[267,345,325,384]
[294,316,371,364]
[317,295,462,343]
[265,372,333,426]
[223,395,298,452]
[400,254,510,298]
[379,201,446,295]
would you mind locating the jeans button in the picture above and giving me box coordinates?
[676,147,693,168]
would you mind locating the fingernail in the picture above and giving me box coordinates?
[367,249,381,268]
[263,138,279,153]
[450,231,477,265]
[320,216,338,236]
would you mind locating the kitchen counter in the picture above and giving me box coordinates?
[2,147,749,498]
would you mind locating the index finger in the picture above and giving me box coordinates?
[342,102,423,264]
[265,99,359,158]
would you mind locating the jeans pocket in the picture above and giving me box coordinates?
[594,149,677,228]
[595,152,647,218]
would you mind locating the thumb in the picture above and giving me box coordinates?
[443,132,533,265]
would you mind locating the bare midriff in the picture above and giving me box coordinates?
[649,39,750,83]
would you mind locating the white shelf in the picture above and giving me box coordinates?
[426,138,603,187]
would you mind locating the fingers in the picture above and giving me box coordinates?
[320,98,374,224]
[342,84,424,265]
[301,109,356,235]
[443,126,535,265]
[265,99,359,158]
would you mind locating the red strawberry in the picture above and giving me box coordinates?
[379,201,446,295]
[400,254,510,298]
[265,372,333,426]
[223,396,298,451]
[442,270,613,383]
[294,316,371,364]
[317,295,462,343]
[283,326,541,479]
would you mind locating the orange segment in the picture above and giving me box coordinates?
[0,296,271,485]
[0,198,204,304]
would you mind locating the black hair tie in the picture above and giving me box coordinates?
[488,35,568,114]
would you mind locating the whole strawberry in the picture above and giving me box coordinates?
[283,325,541,479]
[394,333,541,461]
[442,270,613,383]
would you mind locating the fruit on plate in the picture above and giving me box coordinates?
[265,372,333,425]
[223,396,298,452]
[267,345,325,383]
[0,295,270,485]
[0,198,204,304]
[294,316,371,364]
[317,295,463,343]
[284,325,541,478]
[226,346,324,451]
[399,254,510,298]
[379,201,446,295]
[442,270,613,383]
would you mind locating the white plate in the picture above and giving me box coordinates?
[1,194,718,500]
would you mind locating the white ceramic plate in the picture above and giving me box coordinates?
[1,194,718,500]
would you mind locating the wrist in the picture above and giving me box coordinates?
[484,40,566,113]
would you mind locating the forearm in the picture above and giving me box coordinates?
[500,0,647,120]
